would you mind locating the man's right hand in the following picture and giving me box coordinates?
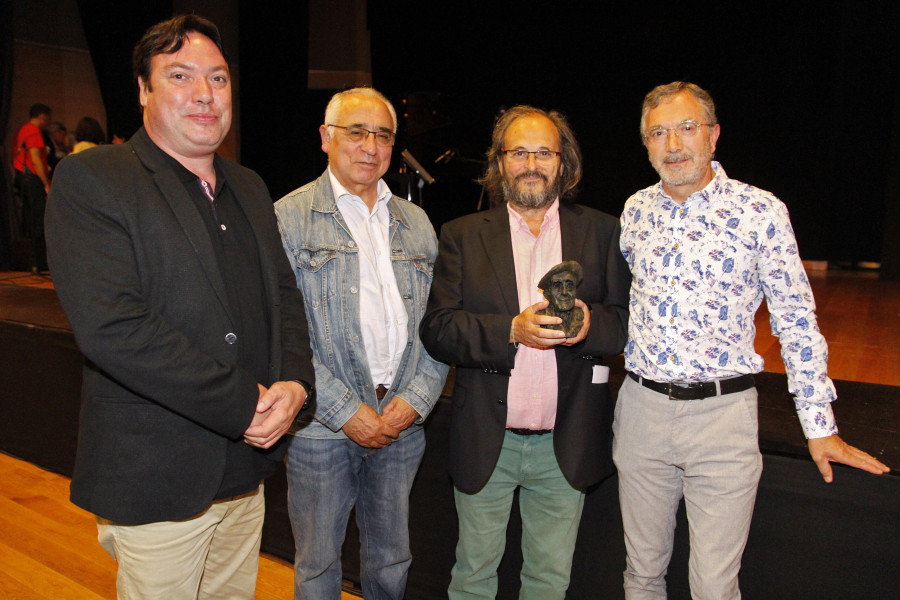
[341,404,400,448]
[511,300,567,349]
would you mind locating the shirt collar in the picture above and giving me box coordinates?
[327,166,392,208]
[151,137,226,193]
[507,197,560,234]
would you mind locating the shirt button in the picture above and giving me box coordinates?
[348,240,356,247]
[669,318,675,324]
[673,243,679,250]
[220,224,226,231]
[669,355,675,361]
[225,333,237,344]
[350,286,358,294]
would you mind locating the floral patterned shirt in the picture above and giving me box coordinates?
[620,162,837,438]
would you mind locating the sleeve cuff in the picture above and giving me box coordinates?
[795,400,838,439]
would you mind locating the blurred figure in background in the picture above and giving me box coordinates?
[72,116,107,154]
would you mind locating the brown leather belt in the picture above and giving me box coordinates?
[375,384,389,400]
[628,372,755,401]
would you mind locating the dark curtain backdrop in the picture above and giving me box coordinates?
[6,3,898,271]
[237,1,316,201]
[76,2,174,142]
[368,3,900,266]
[1,0,16,269]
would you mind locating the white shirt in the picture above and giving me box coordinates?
[329,168,408,388]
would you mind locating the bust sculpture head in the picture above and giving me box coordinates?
[536,260,584,337]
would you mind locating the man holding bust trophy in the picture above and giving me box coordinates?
[421,105,630,599]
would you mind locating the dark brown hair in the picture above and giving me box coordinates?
[132,15,225,88]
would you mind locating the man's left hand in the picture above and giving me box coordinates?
[808,434,890,482]
[560,299,591,346]
[243,381,307,449]
[382,397,419,433]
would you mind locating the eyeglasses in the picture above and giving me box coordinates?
[327,124,396,147]
[643,120,711,144]
[501,149,561,163]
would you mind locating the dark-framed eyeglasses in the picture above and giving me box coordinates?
[643,120,711,144]
[327,124,396,147]
[501,148,562,163]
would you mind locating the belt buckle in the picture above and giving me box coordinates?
[668,382,677,401]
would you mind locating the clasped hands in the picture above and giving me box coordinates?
[511,299,590,349]
[341,397,419,449]
[243,381,307,449]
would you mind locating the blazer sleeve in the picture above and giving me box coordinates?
[46,153,259,440]
[579,218,631,358]
[420,218,517,374]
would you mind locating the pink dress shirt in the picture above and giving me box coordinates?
[505,199,562,430]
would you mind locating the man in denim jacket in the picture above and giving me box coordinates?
[274,87,448,600]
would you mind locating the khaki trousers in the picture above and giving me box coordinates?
[97,485,265,600]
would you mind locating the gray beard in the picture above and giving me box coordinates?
[503,171,559,209]
[656,144,714,188]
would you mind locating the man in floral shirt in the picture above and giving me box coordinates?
[614,81,889,599]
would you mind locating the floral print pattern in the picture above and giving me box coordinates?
[620,162,837,438]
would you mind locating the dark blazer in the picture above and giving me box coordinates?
[420,202,630,493]
[45,128,314,524]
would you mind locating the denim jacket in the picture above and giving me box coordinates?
[275,171,449,439]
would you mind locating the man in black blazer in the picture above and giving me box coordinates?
[421,106,630,599]
[45,16,313,599]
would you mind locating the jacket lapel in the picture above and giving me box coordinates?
[559,202,586,261]
[480,205,520,314]
[130,129,233,323]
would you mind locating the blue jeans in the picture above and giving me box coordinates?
[449,431,585,600]
[285,430,426,600]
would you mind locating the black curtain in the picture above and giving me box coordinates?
[0,0,16,269]
[370,3,900,265]
[75,2,174,142]
[237,1,314,200]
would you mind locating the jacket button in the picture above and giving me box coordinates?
[225,333,237,344]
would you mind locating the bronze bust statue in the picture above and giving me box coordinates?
[536,260,584,337]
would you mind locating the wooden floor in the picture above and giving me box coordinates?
[753,269,900,386]
[0,268,897,598]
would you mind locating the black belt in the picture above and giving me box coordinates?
[627,372,755,401]
[375,384,389,400]
[507,428,553,436]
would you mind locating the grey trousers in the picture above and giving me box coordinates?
[613,375,762,600]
